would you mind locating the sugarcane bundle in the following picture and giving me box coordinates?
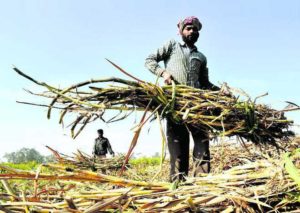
[0,146,299,212]
[46,146,125,171]
[13,66,296,147]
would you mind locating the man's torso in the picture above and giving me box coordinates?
[164,39,207,88]
[94,137,109,155]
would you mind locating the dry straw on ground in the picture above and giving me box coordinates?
[0,138,299,212]
[46,146,125,172]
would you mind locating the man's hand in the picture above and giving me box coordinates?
[219,83,233,97]
[162,71,173,85]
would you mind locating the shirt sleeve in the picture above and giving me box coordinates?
[199,58,220,91]
[145,39,175,76]
[106,139,114,155]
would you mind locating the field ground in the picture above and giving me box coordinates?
[0,136,299,212]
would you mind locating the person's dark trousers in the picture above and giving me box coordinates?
[167,118,210,182]
[190,126,210,176]
[167,118,189,182]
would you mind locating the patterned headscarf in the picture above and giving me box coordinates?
[177,16,202,33]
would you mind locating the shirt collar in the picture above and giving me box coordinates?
[179,41,198,52]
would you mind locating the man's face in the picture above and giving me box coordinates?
[181,24,199,44]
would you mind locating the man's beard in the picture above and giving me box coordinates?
[182,33,199,45]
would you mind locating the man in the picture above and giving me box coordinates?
[145,16,219,182]
[93,129,115,159]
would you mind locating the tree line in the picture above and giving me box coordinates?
[3,148,55,163]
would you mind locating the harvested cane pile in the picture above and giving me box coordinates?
[0,139,300,212]
[13,65,297,147]
[46,146,125,172]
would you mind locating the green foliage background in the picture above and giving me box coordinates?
[3,147,55,164]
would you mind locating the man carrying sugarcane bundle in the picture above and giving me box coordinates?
[145,16,220,182]
[93,129,115,161]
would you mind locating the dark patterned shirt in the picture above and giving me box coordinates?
[93,137,114,156]
[145,39,219,90]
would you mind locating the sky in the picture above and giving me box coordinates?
[0,0,299,160]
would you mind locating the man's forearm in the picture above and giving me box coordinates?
[145,55,165,76]
[145,39,174,77]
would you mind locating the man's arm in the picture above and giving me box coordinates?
[199,58,220,91]
[145,39,174,83]
[106,139,115,156]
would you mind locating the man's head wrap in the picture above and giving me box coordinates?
[177,16,202,33]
